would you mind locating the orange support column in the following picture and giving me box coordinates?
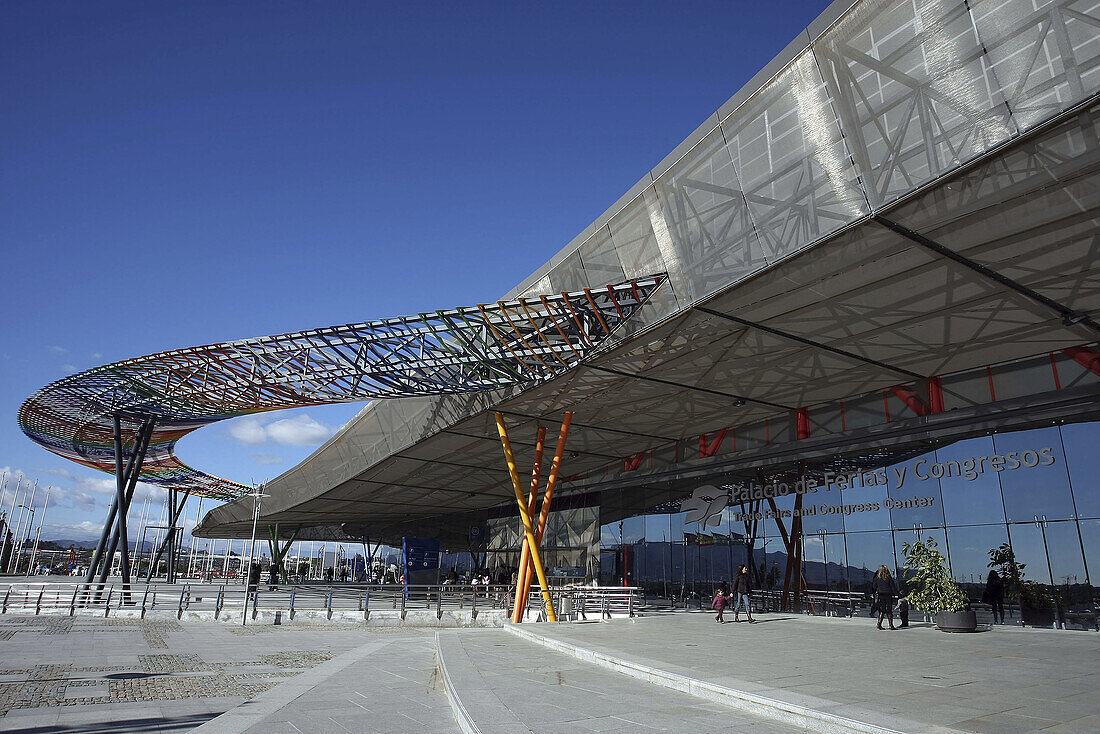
[512,426,546,622]
[515,411,572,621]
[495,413,556,622]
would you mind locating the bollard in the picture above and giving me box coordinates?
[104,587,113,617]
[141,586,151,618]
[215,587,224,618]
[628,592,635,618]
[2,585,10,614]
[69,585,81,617]
[35,588,44,615]
[436,588,443,619]
[363,591,369,621]
[400,589,407,620]
[178,586,187,618]
[326,592,333,620]
[289,589,296,620]
[470,587,477,618]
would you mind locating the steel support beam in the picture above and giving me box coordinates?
[872,215,1100,334]
[692,306,925,380]
[584,364,789,410]
[86,416,155,599]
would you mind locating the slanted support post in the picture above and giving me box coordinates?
[87,416,155,604]
[514,412,572,622]
[495,412,566,623]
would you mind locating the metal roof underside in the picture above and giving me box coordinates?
[196,99,1100,540]
[196,0,1100,541]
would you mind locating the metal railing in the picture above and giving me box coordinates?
[520,586,643,622]
[0,580,647,624]
[0,581,517,620]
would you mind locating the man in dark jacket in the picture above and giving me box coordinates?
[731,564,756,623]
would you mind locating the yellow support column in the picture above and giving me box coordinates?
[512,426,546,623]
[495,412,556,623]
[517,412,572,612]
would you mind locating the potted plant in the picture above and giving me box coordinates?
[902,537,976,632]
[987,543,1056,627]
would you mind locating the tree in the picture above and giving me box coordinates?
[901,537,968,614]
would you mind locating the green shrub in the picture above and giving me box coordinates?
[901,537,969,614]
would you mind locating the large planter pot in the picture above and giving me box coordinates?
[935,610,977,632]
[1021,603,1055,627]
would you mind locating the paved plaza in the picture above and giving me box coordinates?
[510,611,1100,734]
[0,609,1098,733]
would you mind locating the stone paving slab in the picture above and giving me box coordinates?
[439,627,816,734]
[200,634,459,734]
[508,611,1100,734]
[0,616,375,733]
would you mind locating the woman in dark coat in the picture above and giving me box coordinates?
[983,570,1005,624]
[872,565,898,630]
[731,564,756,623]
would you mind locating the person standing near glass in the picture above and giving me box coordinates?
[872,565,898,630]
[732,564,756,623]
[983,570,1005,624]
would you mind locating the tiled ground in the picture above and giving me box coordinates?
[0,615,379,733]
[517,611,1100,734]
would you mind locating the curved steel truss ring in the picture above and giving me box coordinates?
[18,275,667,501]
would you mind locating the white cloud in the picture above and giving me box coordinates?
[252,452,284,465]
[61,364,77,373]
[266,415,333,446]
[227,414,334,447]
[45,521,102,540]
[91,352,102,359]
[48,346,67,355]
[229,417,268,445]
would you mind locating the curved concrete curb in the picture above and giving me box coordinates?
[435,631,482,734]
[505,624,960,734]
[436,631,532,734]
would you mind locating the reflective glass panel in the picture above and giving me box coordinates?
[838,474,892,532]
[843,530,896,594]
[995,428,1075,523]
[889,452,946,530]
[1061,422,1100,519]
[937,436,1008,526]
[945,524,1009,592]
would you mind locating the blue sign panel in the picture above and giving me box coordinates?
[402,537,440,586]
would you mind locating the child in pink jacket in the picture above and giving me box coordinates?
[711,587,732,624]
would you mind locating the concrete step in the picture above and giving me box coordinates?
[436,627,813,734]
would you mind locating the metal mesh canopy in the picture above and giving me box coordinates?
[17,277,665,500]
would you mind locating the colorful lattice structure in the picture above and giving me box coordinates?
[17,277,665,501]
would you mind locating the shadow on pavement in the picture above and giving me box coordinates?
[10,713,218,733]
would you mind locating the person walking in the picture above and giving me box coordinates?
[983,570,1005,624]
[731,564,756,623]
[711,587,731,623]
[872,565,898,630]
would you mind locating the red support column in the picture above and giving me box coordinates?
[795,408,810,439]
[928,377,944,414]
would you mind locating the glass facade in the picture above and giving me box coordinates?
[599,421,1100,629]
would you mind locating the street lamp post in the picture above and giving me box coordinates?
[27,488,51,576]
[14,505,35,574]
[241,485,269,626]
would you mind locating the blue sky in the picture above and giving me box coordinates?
[0,0,832,545]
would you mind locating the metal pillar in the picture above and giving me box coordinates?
[495,412,557,622]
[146,488,190,583]
[515,412,572,621]
[84,417,155,598]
